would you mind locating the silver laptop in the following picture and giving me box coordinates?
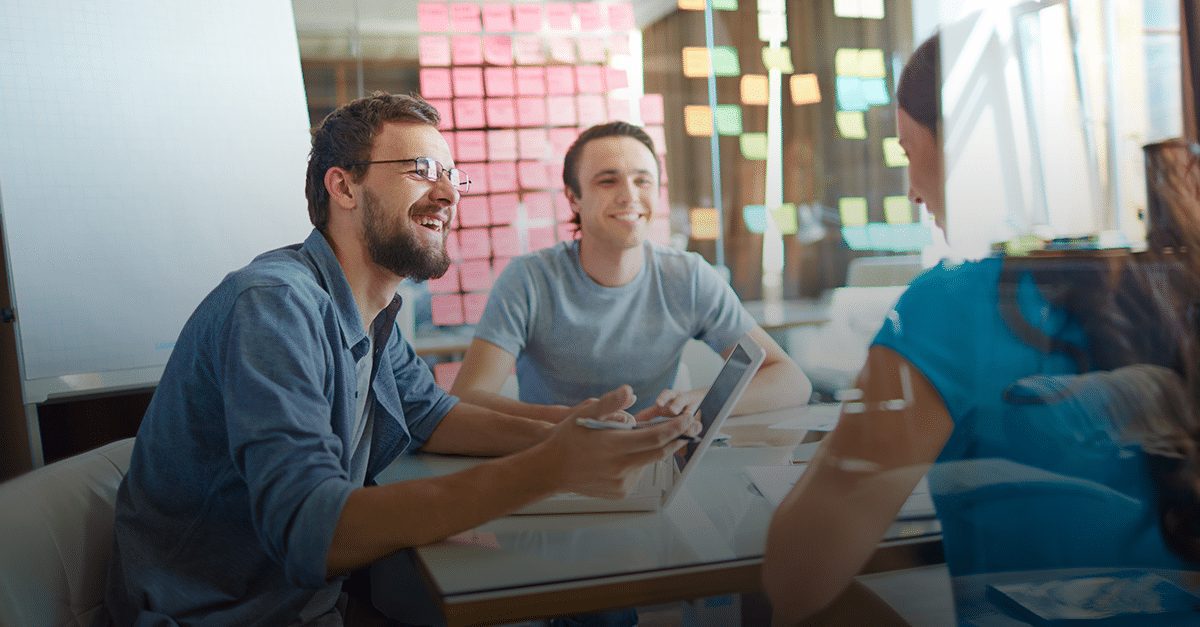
[515,333,767,514]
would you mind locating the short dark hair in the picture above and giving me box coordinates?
[305,92,440,231]
[561,122,660,230]
[897,34,940,136]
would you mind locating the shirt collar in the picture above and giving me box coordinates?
[301,229,402,350]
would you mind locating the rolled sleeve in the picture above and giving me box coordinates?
[218,285,356,588]
[388,332,460,448]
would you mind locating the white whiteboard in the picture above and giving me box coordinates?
[0,0,313,403]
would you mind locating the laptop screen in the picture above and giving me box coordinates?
[674,343,755,471]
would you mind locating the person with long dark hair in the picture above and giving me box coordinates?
[763,34,1200,623]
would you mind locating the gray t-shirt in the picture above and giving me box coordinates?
[474,240,755,412]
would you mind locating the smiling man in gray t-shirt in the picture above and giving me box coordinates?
[453,122,810,421]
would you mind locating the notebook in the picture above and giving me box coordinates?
[515,333,768,514]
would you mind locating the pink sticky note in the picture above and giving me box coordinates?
[427,264,460,294]
[451,35,483,66]
[546,95,577,127]
[449,3,482,32]
[490,193,520,224]
[607,3,635,30]
[482,36,514,66]
[651,218,671,245]
[488,162,518,193]
[640,94,665,125]
[576,95,606,127]
[458,228,492,260]
[431,294,465,326]
[574,66,604,93]
[463,293,489,325]
[658,156,669,182]
[453,99,485,129]
[515,66,546,96]
[451,67,484,97]
[545,3,573,29]
[457,195,490,228]
[418,36,451,66]
[605,67,628,90]
[545,66,574,95]
[487,130,518,161]
[491,226,521,257]
[529,227,556,250]
[481,4,513,32]
[517,128,549,160]
[459,259,493,292]
[576,4,603,30]
[645,125,667,156]
[484,67,515,96]
[446,231,462,259]
[554,193,574,221]
[556,223,576,243]
[513,36,545,65]
[513,4,542,32]
[418,3,451,32]
[522,192,554,222]
[609,34,631,56]
[546,162,565,187]
[458,162,487,195]
[434,361,463,389]
[516,97,547,127]
[606,96,633,122]
[485,98,516,127]
[427,99,454,129]
[546,37,577,63]
[455,131,487,162]
[548,127,578,156]
[420,68,453,99]
[493,257,513,276]
[518,161,549,189]
[577,37,607,63]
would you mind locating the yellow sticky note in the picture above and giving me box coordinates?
[772,203,798,235]
[835,111,867,139]
[790,73,821,105]
[882,137,908,167]
[859,0,885,19]
[835,48,860,76]
[762,47,794,73]
[690,208,720,240]
[839,197,869,227]
[740,133,768,160]
[678,0,705,10]
[757,11,788,42]
[883,196,913,224]
[741,74,769,105]
[833,0,860,17]
[684,105,712,136]
[858,49,886,78]
[682,47,710,78]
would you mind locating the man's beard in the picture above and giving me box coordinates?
[361,188,451,281]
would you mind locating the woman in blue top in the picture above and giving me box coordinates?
[763,33,1200,623]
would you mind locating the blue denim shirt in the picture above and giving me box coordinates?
[106,229,458,625]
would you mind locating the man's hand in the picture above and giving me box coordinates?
[538,386,695,498]
[634,388,708,422]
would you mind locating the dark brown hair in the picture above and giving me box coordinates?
[897,34,940,136]
[561,122,659,231]
[305,92,440,231]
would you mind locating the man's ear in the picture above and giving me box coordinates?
[564,187,580,213]
[325,167,357,211]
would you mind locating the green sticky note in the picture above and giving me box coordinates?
[771,203,798,235]
[857,49,887,78]
[835,48,860,76]
[713,0,739,9]
[762,47,794,73]
[743,205,767,233]
[835,111,867,139]
[715,104,743,135]
[711,46,741,77]
[883,196,913,224]
[839,197,869,226]
[882,137,908,167]
[740,132,768,160]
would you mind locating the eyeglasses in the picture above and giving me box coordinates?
[347,156,471,194]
